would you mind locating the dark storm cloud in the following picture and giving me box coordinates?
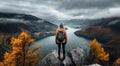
[59,0,120,9]
[0,0,120,21]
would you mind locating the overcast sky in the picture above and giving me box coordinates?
[0,0,120,22]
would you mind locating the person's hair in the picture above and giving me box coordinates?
[59,23,64,28]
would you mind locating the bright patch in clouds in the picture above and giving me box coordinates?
[91,7,120,19]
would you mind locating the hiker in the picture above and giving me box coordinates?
[55,23,67,60]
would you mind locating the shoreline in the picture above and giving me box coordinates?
[32,32,55,41]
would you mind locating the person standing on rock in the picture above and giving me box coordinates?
[55,23,67,60]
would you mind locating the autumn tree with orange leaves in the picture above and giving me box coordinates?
[0,32,41,66]
[114,58,120,66]
[88,39,109,63]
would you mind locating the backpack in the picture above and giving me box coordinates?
[58,31,64,42]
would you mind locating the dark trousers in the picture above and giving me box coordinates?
[58,43,65,60]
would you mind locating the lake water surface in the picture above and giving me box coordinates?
[31,26,90,57]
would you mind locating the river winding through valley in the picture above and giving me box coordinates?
[31,26,90,57]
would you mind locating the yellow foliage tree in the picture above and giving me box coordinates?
[0,32,41,66]
[88,38,109,62]
[114,58,120,65]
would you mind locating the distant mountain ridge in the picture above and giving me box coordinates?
[64,19,102,29]
[64,17,120,29]
[0,12,57,33]
[0,12,41,21]
[93,17,120,31]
